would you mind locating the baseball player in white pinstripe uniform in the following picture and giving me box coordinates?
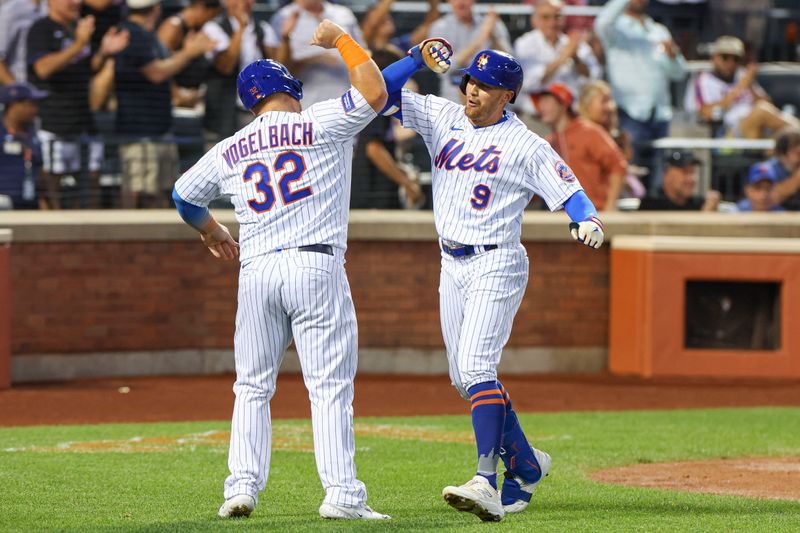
[172,20,390,521]
[380,47,605,521]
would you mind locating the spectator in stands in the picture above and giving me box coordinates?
[514,0,601,116]
[594,0,686,174]
[203,0,286,141]
[27,0,129,208]
[270,0,362,107]
[157,0,221,108]
[0,83,46,209]
[352,48,423,209]
[427,0,511,103]
[685,36,800,139]
[648,0,709,60]
[761,127,800,209]
[736,162,784,212]
[116,0,215,208]
[81,0,124,55]
[0,0,47,84]
[639,150,720,210]
[361,0,441,54]
[534,82,626,210]
[578,79,646,199]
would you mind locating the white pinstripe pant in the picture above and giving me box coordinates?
[224,249,367,508]
[439,244,529,399]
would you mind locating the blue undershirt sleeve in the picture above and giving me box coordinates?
[172,187,211,232]
[563,190,598,222]
[379,55,422,116]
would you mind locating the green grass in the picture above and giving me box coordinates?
[1,408,799,532]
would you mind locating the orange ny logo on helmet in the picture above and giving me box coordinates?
[476,54,489,69]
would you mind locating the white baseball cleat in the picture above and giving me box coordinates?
[319,503,391,520]
[218,494,255,518]
[442,475,505,522]
[502,448,552,514]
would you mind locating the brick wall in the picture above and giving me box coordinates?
[11,240,608,355]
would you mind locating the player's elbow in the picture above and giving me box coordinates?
[365,87,388,113]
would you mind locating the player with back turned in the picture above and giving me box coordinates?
[172,20,390,520]
[380,43,605,521]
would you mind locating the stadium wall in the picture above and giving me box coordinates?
[4,211,800,383]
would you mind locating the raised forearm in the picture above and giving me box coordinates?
[33,41,87,80]
[212,30,244,75]
[143,47,197,84]
[772,173,800,204]
[604,171,624,211]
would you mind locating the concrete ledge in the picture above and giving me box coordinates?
[613,235,800,254]
[0,229,11,244]
[2,210,800,243]
[11,347,607,383]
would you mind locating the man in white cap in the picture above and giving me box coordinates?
[115,0,215,207]
[685,35,800,139]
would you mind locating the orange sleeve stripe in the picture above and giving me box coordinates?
[471,398,506,410]
[470,389,503,401]
[334,33,370,70]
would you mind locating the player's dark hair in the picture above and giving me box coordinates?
[775,127,800,156]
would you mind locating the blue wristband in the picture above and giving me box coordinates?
[564,190,598,222]
[173,188,211,232]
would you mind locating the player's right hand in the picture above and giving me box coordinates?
[310,19,346,49]
[569,217,604,250]
[201,222,239,260]
[408,38,453,74]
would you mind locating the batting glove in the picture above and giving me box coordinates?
[408,38,453,74]
[569,216,605,249]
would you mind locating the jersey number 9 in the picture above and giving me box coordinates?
[470,183,491,210]
[243,151,312,213]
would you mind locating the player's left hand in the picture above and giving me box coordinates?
[201,222,240,260]
[408,38,452,74]
[569,217,604,249]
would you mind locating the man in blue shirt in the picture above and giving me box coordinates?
[595,0,686,181]
[0,82,46,209]
[766,128,800,210]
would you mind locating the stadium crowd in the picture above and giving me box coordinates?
[0,0,799,212]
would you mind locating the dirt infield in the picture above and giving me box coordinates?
[3,372,800,502]
[593,457,800,502]
[2,372,800,427]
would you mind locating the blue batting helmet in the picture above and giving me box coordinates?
[459,50,523,103]
[237,59,303,110]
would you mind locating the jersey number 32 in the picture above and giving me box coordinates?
[243,151,311,212]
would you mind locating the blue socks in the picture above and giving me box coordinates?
[467,381,506,489]
[497,381,543,484]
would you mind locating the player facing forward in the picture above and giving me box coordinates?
[380,46,605,521]
[172,20,390,520]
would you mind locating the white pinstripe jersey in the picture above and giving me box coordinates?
[401,89,583,245]
[174,87,376,261]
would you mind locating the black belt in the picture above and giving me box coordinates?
[297,244,333,256]
[440,241,498,257]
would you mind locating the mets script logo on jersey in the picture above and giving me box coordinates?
[434,139,502,173]
[555,160,576,183]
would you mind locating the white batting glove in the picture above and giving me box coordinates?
[408,37,453,74]
[569,216,605,250]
